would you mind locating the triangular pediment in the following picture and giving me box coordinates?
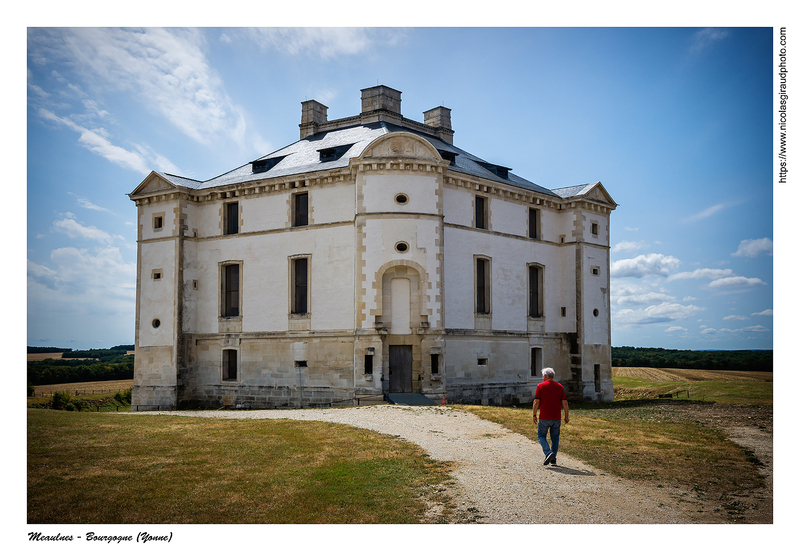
[581,182,617,207]
[129,172,179,197]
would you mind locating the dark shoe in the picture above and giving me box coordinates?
[543,452,555,465]
[550,460,557,466]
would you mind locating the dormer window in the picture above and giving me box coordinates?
[252,156,285,174]
[438,149,458,166]
[318,144,353,162]
[476,161,511,179]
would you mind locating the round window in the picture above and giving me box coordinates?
[593,309,599,317]
[395,193,409,205]
[152,318,161,328]
[395,242,409,253]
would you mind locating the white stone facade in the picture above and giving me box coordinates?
[129,86,616,410]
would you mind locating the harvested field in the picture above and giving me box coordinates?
[27,352,65,361]
[31,379,133,397]
[613,367,772,382]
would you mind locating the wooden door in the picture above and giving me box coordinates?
[388,345,413,393]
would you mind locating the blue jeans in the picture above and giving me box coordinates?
[537,419,561,459]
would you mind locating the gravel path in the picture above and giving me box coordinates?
[130,405,692,524]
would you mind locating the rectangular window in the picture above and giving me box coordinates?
[223,349,237,381]
[475,196,487,229]
[561,306,567,317]
[153,216,163,230]
[225,202,239,235]
[364,355,373,375]
[431,354,439,375]
[293,192,309,227]
[531,348,542,377]
[594,364,601,393]
[591,222,599,236]
[529,208,539,239]
[529,265,542,318]
[222,263,240,317]
[476,258,489,314]
[292,257,308,314]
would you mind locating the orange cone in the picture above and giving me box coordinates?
[442,394,447,405]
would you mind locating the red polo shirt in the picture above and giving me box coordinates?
[534,379,567,420]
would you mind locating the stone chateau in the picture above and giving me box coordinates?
[128,85,617,410]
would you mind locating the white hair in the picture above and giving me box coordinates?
[542,367,555,379]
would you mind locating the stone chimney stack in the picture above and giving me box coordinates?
[360,85,402,124]
[423,106,454,144]
[300,99,328,138]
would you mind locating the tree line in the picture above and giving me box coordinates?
[28,346,134,386]
[612,347,772,372]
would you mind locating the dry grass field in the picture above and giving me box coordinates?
[31,379,133,397]
[613,366,772,382]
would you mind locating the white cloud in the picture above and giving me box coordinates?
[732,238,773,258]
[690,28,730,54]
[718,325,770,334]
[665,326,687,332]
[28,247,136,318]
[53,218,115,243]
[244,28,397,59]
[753,309,773,316]
[611,240,647,254]
[708,276,767,288]
[611,253,680,278]
[684,202,726,222]
[29,28,258,149]
[615,302,703,325]
[723,315,748,321]
[68,192,111,213]
[39,108,153,174]
[668,268,734,281]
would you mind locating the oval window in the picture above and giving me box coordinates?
[395,242,409,253]
[395,193,409,205]
[152,318,161,328]
[593,309,599,317]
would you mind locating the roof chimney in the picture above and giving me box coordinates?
[423,106,454,144]
[360,85,402,124]
[300,99,328,138]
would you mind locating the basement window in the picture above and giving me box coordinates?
[318,144,353,162]
[295,360,308,368]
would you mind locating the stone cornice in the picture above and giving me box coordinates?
[131,158,614,216]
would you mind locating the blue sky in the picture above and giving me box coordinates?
[25,26,776,351]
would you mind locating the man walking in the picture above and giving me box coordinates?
[532,367,569,466]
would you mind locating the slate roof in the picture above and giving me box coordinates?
[151,121,597,200]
